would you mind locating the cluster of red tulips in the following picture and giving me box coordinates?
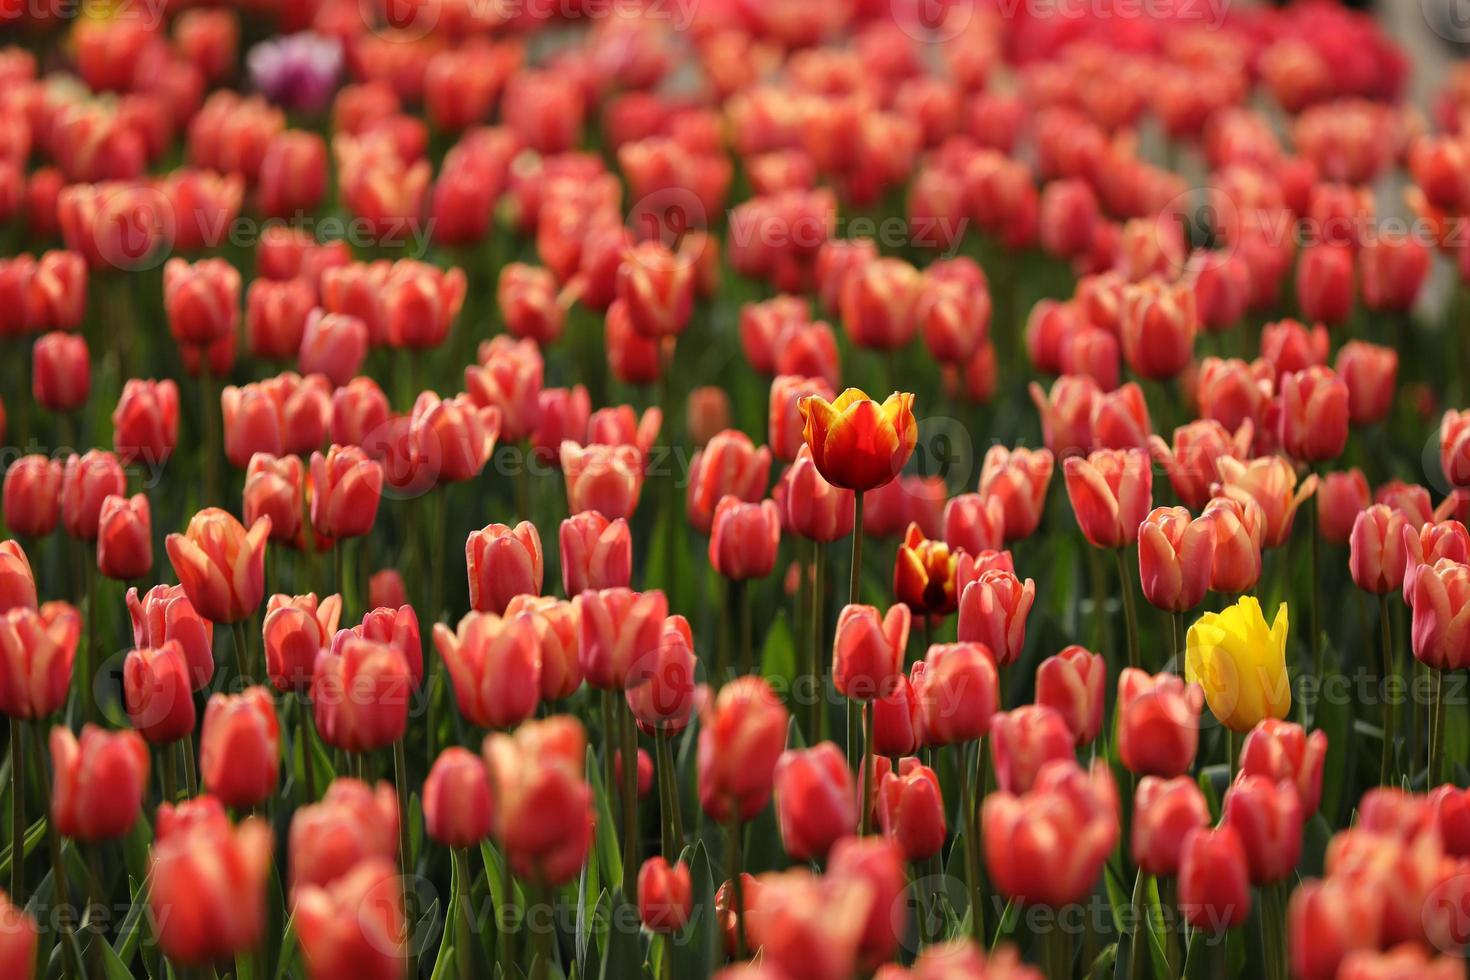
[1,0,1470,979]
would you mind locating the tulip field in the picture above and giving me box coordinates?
[7,0,1470,978]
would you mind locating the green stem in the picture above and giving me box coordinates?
[600,690,617,819]
[181,735,198,797]
[738,579,751,675]
[1430,667,1446,786]
[299,693,317,801]
[620,702,640,897]
[849,492,865,606]
[656,734,681,857]
[455,849,473,980]
[531,882,551,980]
[392,738,416,977]
[858,700,874,836]
[726,817,746,959]
[1114,547,1140,670]
[160,742,176,811]
[9,718,22,902]
[1043,922,1072,980]
[809,542,825,743]
[959,741,983,943]
[1171,611,1186,673]
[499,847,516,978]
[1379,594,1395,785]
[1309,477,1323,680]
[231,620,249,684]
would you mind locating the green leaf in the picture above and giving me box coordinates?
[0,818,47,877]
[759,610,796,691]
[585,745,623,889]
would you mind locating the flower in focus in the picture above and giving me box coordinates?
[798,388,917,493]
[165,508,271,624]
[1186,596,1291,733]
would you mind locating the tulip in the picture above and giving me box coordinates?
[773,742,857,861]
[956,570,1036,668]
[989,705,1074,794]
[1177,826,1251,931]
[913,642,999,745]
[310,446,383,542]
[499,263,565,345]
[1261,319,1330,381]
[432,611,541,730]
[423,746,494,849]
[61,450,126,541]
[1117,668,1204,777]
[0,890,35,978]
[127,585,213,691]
[164,257,240,348]
[1403,521,1470,604]
[877,758,946,861]
[220,374,331,468]
[149,797,272,966]
[1221,774,1303,884]
[245,278,315,362]
[482,716,595,885]
[799,388,918,493]
[262,592,341,693]
[833,603,910,702]
[466,335,543,442]
[560,512,632,596]
[819,837,904,970]
[1132,775,1210,878]
[50,723,149,841]
[31,332,89,413]
[166,508,271,623]
[1090,382,1153,452]
[1348,505,1409,595]
[1214,456,1317,549]
[200,687,279,810]
[978,446,1054,542]
[348,604,421,685]
[587,405,662,455]
[917,260,991,363]
[1442,410,1470,489]
[1295,244,1354,326]
[1278,367,1350,463]
[782,445,856,543]
[289,778,399,892]
[942,493,1004,560]
[770,376,835,462]
[294,858,406,979]
[698,676,789,823]
[369,569,407,611]
[383,262,466,351]
[686,431,772,534]
[1150,419,1252,512]
[0,602,80,721]
[295,310,367,387]
[123,642,196,745]
[983,760,1118,907]
[242,453,305,547]
[743,870,872,980]
[871,669,922,756]
[312,636,411,754]
[893,523,960,618]
[1034,645,1106,746]
[329,377,390,451]
[1200,495,1266,594]
[1287,877,1386,980]
[465,521,543,615]
[3,455,62,537]
[0,542,35,614]
[638,857,693,934]
[576,587,668,691]
[841,257,920,351]
[710,497,780,581]
[1138,507,1213,615]
[617,239,694,338]
[1409,559,1470,671]
[1186,596,1291,733]
[561,442,644,520]
[1121,278,1196,380]
[96,492,151,581]
[1317,469,1371,545]
[1028,376,1098,461]
[1062,448,1152,550]
[112,378,179,468]
[1335,341,1398,426]
[1239,719,1327,815]
[625,615,697,736]
[1195,357,1272,436]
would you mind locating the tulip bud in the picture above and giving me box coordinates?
[989,705,1073,794]
[289,778,399,893]
[0,602,80,720]
[978,446,1054,542]
[984,760,1118,907]
[625,615,697,736]
[3,455,62,537]
[833,603,910,701]
[1186,596,1292,733]
[687,387,731,448]
[781,445,856,543]
[770,376,835,462]
[61,450,126,541]
[245,278,315,361]
[1221,775,1303,884]
[1035,645,1105,746]
[1132,776,1210,877]
[312,636,411,754]
[1334,341,1397,426]
[913,642,998,745]
[424,746,494,849]
[687,430,772,534]
[0,890,35,978]
[1178,826,1251,931]
[774,742,857,861]
[50,723,149,841]
[432,611,542,730]
[127,585,213,690]
[1239,719,1327,815]
[1286,877,1384,980]
[1138,506,1214,613]
[33,331,90,412]
[872,673,921,757]
[1062,449,1152,549]
[1409,559,1470,671]
[1200,495,1266,594]
[1214,456,1317,549]
[465,521,543,615]
[0,541,36,614]
[877,758,946,861]
[956,570,1036,668]
[942,493,1004,560]
[96,492,152,581]
[1122,278,1196,380]
[1278,367,1349,463]
[559,511,631,596]
[638,857,693,934]
[1317,469,1370,545]
[166,508,271,623]
[710,497,781,581]
[1348,504,1409,595]
[483,716,595,885]
[1117,668,1203,777]
[164,257,240,348]
[200,687,280,810]
[698,676,789,823]
[124,641,196,744]
[841,257,921,351]
[1295,244,1353,326]
[262,592,341,693]
[309,445,383,541]
[1441,410,1470,489]
[561,442,644,520]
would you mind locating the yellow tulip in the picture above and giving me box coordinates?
[1185,596,1291,733]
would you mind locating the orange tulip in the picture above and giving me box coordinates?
[165,508,271,623]
[893,522,960,617]
[50,723,149,841]
[0,602,79,720]
[798,388,917,492]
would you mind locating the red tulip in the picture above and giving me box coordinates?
[826,837,906,970]
[606,299,665,386]
[956,569,1036,668]
[872,671,922,757]
[798,388,917,493]
[262,592,342,693]
[1214,456,1317,549]
[913,642,999,745]
[32,331,90,412]
[625,614,697,736]
[200,686,280,810]
[1132,775,1210,877]
[258,130,328,217]
[686,430,772,535]
[1295,244,1354,326]
[163,257,240,348]
[432,610,541,729]
[770,375,835,462]
[1187,249,1251,333]
[1278,367,1349,463]
[1121,278,1196,380]
[61,449,126,540]
[499,263,565,346]
[127,585,213,691]
[984,760,1118,907]
[1091,382,1152,452]
[112,378,180,467]
[309,446,383,541]
[368,569,407,611]
[1138,506,1214,613]
[165,508,270,623]
[288,778,398,893]
[532,387,590,466]
[482,716,595,885]
[123,643,195,743]
[351,603,423,687]
[294,858,406,979]
[916,258,990,363]
[1441,410,1470,489]
[3,454,62,537]
[877,758,946,861]
[1409,559,1470,671]
[465,521,543,615]
[1239,719,1327,815]
[1200,495,1266,594]
[50,723,149,841]
[781,445,856,543]
[698,676,789,823]
[576,587,668,691]
[0,541,35,614]
[1034,645,1106,746]
[149,797,272,966]
[638,857,693,933]
[96,492,151,581]
[245,278,315,360]
[298,310,367,387]
[617,239,694,338]
[560,511,632,596]
[774,742,857,861]
[383,262,465,351]
[329,377,390,451]
[1349,504,1410,595]
[1222,774,1303,885]
[1117,667,1203,777]
[1029,375,1099,460]
[0,602,80,720]
[1402,520,1470,604]
[561,442,644,520]
[710,497,780,581]
[0,889,35,978]
[312,636,411,754]
[1335,341,1397,426]
[1062,448,1152,549]
[1317,469,1371,545]
[1195,357,1272,436]
[220,374,329,468]
[989,705,1074,794]
[978,446,1053,542]
[1178,825,1251,931]
[1286,877,1385,980]
[833,603,910,702]
[424,746,494,848]
[243,453,306,547]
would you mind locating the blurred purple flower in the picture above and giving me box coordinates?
[247,33,343,114]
